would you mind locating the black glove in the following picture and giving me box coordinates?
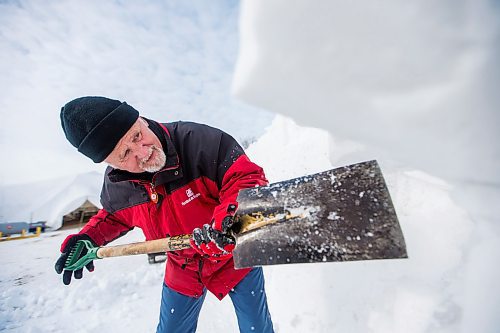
[55,234,96,285]
[212,203,238,233]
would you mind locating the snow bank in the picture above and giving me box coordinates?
[248,117,475,332]
[246,115,365,183]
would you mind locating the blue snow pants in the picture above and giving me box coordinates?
[156,267,274,333]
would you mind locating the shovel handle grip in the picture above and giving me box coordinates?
[96,234,192,259]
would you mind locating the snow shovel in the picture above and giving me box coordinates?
[65,160,407,271]
[231,160,407,268]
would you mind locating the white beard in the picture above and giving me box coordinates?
[139,145,167,173]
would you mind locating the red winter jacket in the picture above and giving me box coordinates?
[64,119,267,299]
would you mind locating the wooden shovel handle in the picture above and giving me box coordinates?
[96,234,192,259]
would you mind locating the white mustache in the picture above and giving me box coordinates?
[139,146,166,172]
[139,147,154,165]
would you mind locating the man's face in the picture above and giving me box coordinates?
[104,118,166,173]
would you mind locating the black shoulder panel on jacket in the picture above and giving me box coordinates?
[165,121,245,190]
[100,166,149,214]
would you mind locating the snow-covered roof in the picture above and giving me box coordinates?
[0,171,103,229]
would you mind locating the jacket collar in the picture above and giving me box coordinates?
[107,119,183,186]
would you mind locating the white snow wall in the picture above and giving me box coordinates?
[233,0,500,186]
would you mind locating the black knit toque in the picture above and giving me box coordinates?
[60,96,139,163]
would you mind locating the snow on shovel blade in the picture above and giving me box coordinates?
[232,160,407,269]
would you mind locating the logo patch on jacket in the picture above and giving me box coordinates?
[182,188,201,206]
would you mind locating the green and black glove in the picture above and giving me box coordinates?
[55,234,96,285]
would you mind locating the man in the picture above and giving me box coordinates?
[54,96,274,333]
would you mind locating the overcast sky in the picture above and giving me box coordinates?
[0,0,273,185]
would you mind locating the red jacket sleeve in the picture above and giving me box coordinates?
[211,153,268,230]
[77,208,134,246]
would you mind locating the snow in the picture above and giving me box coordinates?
[233,0,500,186]
[0,228,244,332]
[246,119,475,332]
[232,1,500,331]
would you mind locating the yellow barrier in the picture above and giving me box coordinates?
[0,226,42,242]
